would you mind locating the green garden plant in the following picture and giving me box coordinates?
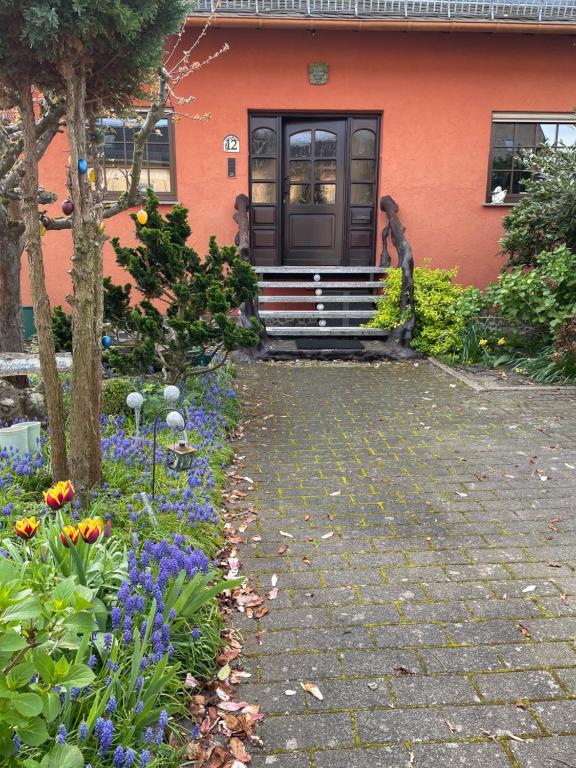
[368,264,470,357]
[501,144,576,267]
[104,190,260,383]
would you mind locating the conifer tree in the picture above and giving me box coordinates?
[107,190,260,382]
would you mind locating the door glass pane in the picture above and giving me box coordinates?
[315,130,337,158]
[536,123,557,146]
[251,128,277,156]
[251,158,276,180]
[289,131,312,159]
[252,182,276,204]
[351,129,375,157]
[351,183,374,205]
[558,124,576,146]
[490,148,513,170]
[314,184,336,204]
[351,159,375,182]
[289,160,311,182]
[290,184,311,204]
[515,123,536,148]
[314,160,336,182]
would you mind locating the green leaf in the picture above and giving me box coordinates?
[43,691,61,723]
[40,744,84,768]
[60,663,95,690]
[62,612,96,635]
[13,692,43,717]
[0,629,28,653]
[2,597,42,622]
[7,661,36,689]
[18,716,49,746]
[52,578,75,605]
[34,653,55,685]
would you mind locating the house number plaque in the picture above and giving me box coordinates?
[308,62,328,85]
[223,135,240,152]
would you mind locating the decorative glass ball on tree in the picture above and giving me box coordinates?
[101,335,113,349]
[136,209,148,225]
[62,199,74,216]
[78,159,88,174]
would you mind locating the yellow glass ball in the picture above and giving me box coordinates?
[88,168,96,183]
[98,222,105,234]
[39,224,46,237]
[136,209,148,225]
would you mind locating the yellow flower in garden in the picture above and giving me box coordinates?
[15,516,40,540]
[44,480,75,510]
[479,339,488,346]
[497,337,507,346]
[78,517,103,544]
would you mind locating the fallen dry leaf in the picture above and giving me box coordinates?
[320,532,334,540]
[301,682,323,700]
[229,737,251,762]
[279,530,294,538]
[518,623,531,638]
[267,587,279,600]
[278,545,288,555]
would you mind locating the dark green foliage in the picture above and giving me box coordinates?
[106,190,260,381]
[501,145,576,267]
[51,305,72,352]
[103,276,132,325]
[101,377,134,416]
[0,0,191,108]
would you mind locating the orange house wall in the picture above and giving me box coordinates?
[26,27,576,308]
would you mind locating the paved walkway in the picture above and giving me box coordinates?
[233,361,576,768]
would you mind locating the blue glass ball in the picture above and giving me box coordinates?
[102,335,113,349]
[78,159,88,174]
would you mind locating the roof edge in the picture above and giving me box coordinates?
[186,14,576,33]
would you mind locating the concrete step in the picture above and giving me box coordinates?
[255,266,387,274]
[260,310,375,319]
[266,326,386,336]
[260,295,379,303]
[258,281,384,289]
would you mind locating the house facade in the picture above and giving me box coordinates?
[28,0,576,317]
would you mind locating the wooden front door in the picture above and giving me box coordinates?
[282,119,347,266]
[249,113,380,267]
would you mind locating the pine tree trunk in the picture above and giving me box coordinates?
[62,65,103,502]
[19,84,69,481]
[0,203,25,354]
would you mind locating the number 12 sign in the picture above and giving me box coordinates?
[223,135,240,153]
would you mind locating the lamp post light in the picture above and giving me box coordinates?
[126,392,144,434]
[151,407,197,499]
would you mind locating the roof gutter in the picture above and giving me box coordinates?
[186,14,576,34]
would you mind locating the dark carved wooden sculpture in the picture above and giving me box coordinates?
[380,195,416,347]
[233,194,269,347]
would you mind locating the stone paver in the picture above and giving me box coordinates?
[232,361,576,767]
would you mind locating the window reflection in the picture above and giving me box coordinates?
[251,128,277,157]
[289,131,312,159]
[351,129,375,158]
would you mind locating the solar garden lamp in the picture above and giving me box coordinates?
[151,407,196,499]
[163,385,180,406]
[126,391,144,434]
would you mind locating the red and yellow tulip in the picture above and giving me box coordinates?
[15,516,40,540]
[77,517,103,544]
[60,525,80,547]
[43,480,75,510]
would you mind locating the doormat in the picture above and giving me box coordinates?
[295,338,365,350]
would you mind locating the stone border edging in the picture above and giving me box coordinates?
[429,357,576,394]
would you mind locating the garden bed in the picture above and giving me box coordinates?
[0,370,244,766]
